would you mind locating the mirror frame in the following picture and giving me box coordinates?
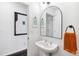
[40,6,63,39]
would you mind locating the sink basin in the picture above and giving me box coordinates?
[35,40,58,53]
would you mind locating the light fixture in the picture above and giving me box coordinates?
[47,2,50,5]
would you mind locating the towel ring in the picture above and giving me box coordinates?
[65,25,75,33]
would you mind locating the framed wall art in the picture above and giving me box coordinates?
[14,12,27,36]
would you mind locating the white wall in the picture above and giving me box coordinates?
[0,2,28,55]
[41,2,79,56]
[26,2,41,56]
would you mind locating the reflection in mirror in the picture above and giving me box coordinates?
[40,6,63,39]
[46,13,53,37]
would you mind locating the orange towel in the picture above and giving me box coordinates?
[64,32,77,55]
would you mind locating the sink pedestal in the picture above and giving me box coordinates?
[39,50,49,56]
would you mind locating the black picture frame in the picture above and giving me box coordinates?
[14,12,27,36]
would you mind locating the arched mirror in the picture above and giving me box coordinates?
[40,6,63,39]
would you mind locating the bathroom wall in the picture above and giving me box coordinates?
[0,2,28,55]
[41,2,79,56]
[24,2,41,56]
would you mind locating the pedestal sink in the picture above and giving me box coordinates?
[35,40,59,56]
